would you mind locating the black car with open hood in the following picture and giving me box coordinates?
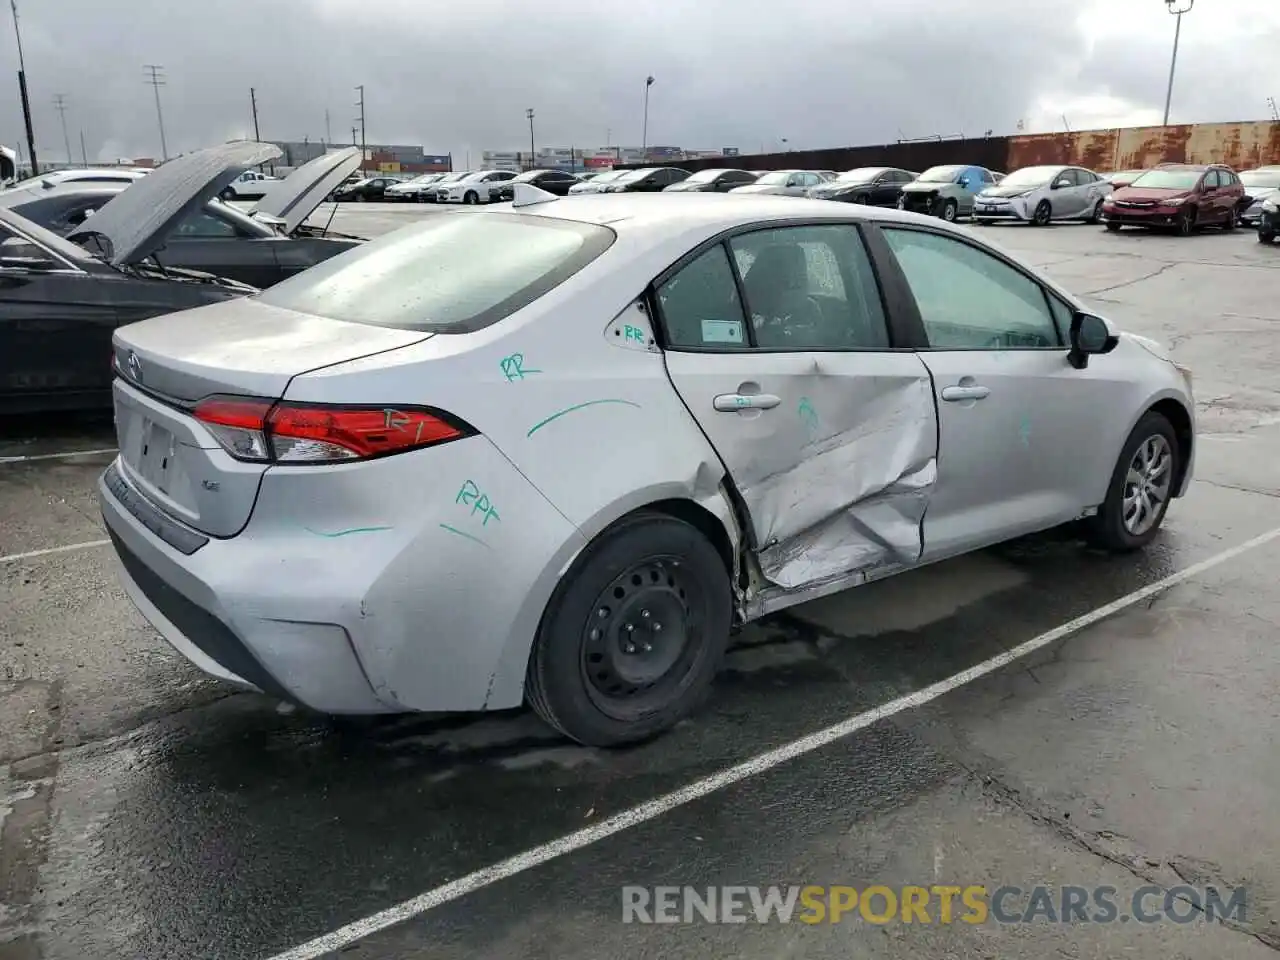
[0,148,264,414]
[3,145,366,289]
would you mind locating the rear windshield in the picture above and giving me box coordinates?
[255,212,615,334]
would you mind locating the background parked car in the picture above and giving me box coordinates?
[419,171,471,202]
[973,165,1108,226]
[596,167,690,192]
[663,168,758,192]
[1237,168,1280,227]
[331,176,404,202]
[220,169,280,201]
[728,169,830,196]
[1,167,148,193]
[806,167,916,205]
[1101,164,1243,236]
[385,173,448,202]
[492,169,581,201]
[569,170,627,194]
[1103,169,1147,190]
[436,169,517,204]
[1256,193,1280,244]
[898,164,996,221]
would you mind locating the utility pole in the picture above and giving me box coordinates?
[355,85,367,173]
[1268,97,1279,122]
[53,93,71,164]
[526,108,535,170]
[250,87,261,141]
[143,64,169,161]
[10,0,38,175]
[79,129,87,166]
[642,75,655,153]
[325,107,332,145]
[1162,0,1195,127]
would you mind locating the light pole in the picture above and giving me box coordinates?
[9,0,38,175]
[1162,0,1194,127]
[526,108,535,170]
[642,75,654,154]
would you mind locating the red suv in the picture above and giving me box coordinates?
[1101,163,1244,236]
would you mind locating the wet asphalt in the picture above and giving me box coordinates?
[3,205,1280,960]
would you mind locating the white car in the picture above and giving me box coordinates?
[101,188,1195,746]
[973,165,1108,226]
[219,169,280,201]
[385,173,448,202]
[435,170,517,204]
[568,170,627,194]
[2,167,148,193]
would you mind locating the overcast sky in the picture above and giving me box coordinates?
[3,0,1278,165]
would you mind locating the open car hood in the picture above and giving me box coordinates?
[67,141,282,266]
[250,146,361,234]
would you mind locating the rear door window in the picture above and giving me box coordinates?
[255,212,615,333]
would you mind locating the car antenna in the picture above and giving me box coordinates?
[511,182,559,208]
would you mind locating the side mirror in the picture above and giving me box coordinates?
[1068,312,1118,369]
[1053,178,1072,189]
[957,177,970,188]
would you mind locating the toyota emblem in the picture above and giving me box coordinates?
[126,350,143,382]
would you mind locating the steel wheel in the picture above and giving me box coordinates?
[941,199,957,222]
[579,558,704,721]
[1122,435,1173,536]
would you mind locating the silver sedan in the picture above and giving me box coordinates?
[728,169,831,196]
[100,189,1196,746]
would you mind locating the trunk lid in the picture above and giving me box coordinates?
[111,298,431,537]
[250,146,362,235]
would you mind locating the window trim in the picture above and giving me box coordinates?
[0,222,86,275]
[866,221,1069,351]
[648,218,905,355]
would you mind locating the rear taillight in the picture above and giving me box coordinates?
[193,396,473,464]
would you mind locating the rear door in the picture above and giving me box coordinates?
[656,222,938,590]
[875,224,1128,561]
[0,223,118,407]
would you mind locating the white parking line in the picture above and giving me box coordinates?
[263,523,1280,960]
[0,447,117,465]
[0,539,111,565]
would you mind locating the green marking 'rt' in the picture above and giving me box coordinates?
[526,399,643,438]
[439,523,490,548]
[304,525,393,538]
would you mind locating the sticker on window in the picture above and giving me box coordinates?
[701,318,745,344]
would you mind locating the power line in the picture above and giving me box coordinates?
[143,64,169,161]
[52,93,71,163]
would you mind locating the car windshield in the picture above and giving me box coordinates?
[686,169,730,183]
[1129,169,1202,190]
[1001,166,1062,187]
[589,171,625,183]
[918,165,965,183]
[836,168,883,183]
[615,168,654,182]
[753,171,794,185]
[256,212,615,334]
[1240,170,1280,189]
[513,170,549,182]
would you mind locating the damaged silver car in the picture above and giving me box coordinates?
[100,186,1195,747]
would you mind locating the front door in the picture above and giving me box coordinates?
[655,222,938,591]
[877,224,1127,560]
[0,224,119,408]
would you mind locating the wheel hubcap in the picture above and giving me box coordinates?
[1122,435,1173,536]
[580,558,700,719]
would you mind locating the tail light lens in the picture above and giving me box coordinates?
[193,396,474,464]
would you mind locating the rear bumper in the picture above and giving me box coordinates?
[99,435,586,715]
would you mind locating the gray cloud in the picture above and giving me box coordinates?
[2,0,1275,166]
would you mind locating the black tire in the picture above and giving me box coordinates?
[1223,209,1237,231]
[219,187,235,201]
[854,194,869,205]
[1176,206,1195,236]
[1085,411,1180,552]
[1032,199,1052,226]
[464,190,479,205]
[1105,221,1122,232]
[355,194,367,203]
[973,218,990,225]
[941,199,958,222]
[1259,230,1275,244]
[526,512,732,746]
[1086,200,1103,224]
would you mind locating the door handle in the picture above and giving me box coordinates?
[714,393,782,412]
[941,384,990,402]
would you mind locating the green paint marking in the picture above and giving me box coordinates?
[526,399,643,438]
[439,523,489,548]
[623,324,647,343]
[500,353,541,382]
[304,525,393,538]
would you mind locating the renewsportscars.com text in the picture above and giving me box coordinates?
[621,885,1247,925]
